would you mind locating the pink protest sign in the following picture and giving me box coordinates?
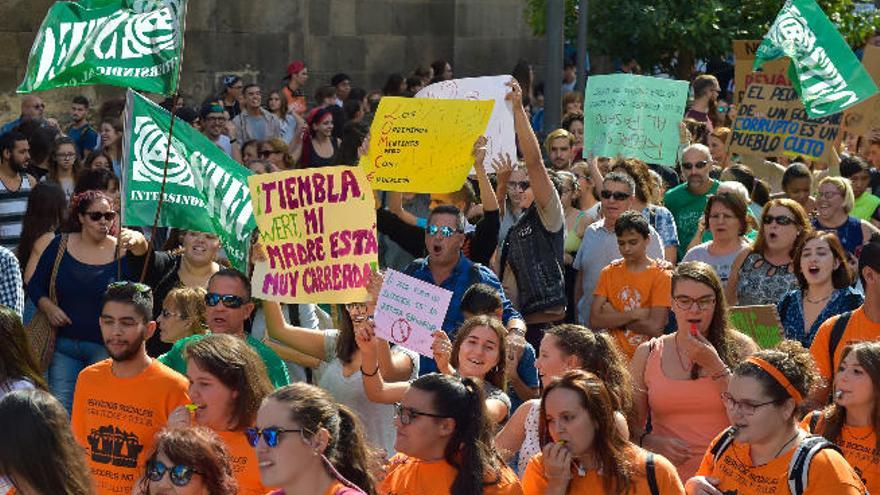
[373,269,452,357]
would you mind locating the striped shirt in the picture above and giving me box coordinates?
[0,172,32,251]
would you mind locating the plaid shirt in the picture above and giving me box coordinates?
[0,246,24,319]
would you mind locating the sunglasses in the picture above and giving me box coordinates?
[205,292,247,308]
[107,281,152,294]
[244,427,306,448]
[258,150,280,158]
[146,460,200,487]
[426,225,460,238]
[600,190,631,201]
[507,180,530,191]
[762,215,796,226]
[682,160,709,170]
[85,211,117,222]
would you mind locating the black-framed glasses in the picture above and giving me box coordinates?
[160,309,186,319]
[672,295,716,311]
[85,211,117,222]
[244,427,306,448]
[682,160,709,170]
[146,460,200,487]
[107,281,152,294]
[259,150,280,158]
[426,225,460,238]
[600,190,631,201]
[205,292,247,308]
[393,402,450,425]
[762,215,795,226]
[507,180,530,191]
[720,393,782,416]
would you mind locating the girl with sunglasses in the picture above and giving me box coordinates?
[141,426,237,495]
[686,341,865,495]
[380,373,521,495]
[167,334,274,495]
[252,383,375,495]
[27,190,137,413]
[156,286,209,345]
[631,261,758,481]
[522,370,684,495]
[727,198,810,306]
[495,324,632,476]
[813,177,880,260]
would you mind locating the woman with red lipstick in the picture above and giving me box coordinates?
[812,177,880,260]
[727,198,810,306]
[778,231,862,347]
[801,342,880,493]
[630,261,757,480]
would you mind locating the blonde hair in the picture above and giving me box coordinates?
[544,128,574,154]
[818,176,855,214]
[163,286,208,337]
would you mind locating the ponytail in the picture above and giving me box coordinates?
[329,405,377,495]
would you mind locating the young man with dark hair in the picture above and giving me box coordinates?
[71,282,189,495]
[67,96,99,159]
[0,131,36,250]
[232,84,281,143]
[590,210,671,359]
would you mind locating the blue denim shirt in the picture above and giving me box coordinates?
[404,254,522,375]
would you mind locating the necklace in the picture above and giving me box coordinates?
[673,334,692,373]
[773,432,801,458]
[805,290,831,305]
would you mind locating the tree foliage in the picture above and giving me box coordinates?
[524,0,880,76]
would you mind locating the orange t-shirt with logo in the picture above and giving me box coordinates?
[810,307,880,383]
[216,429,268,495]
[522,447,684,495]
[800,412,880,494]
[695,430,866,495]
[379,454,522,495]
[594,259,672,359]
[71,359,189,495]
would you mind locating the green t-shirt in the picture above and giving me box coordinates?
[159,333,290,389]
[852,192,880,221]
[664,179,720,261]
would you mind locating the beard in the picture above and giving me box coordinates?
[9,159,26,173]
[105,333,146,362]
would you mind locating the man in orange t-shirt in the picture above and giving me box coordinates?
[71,282,189,495]
[810,237,880,400]
[591,211,671,359]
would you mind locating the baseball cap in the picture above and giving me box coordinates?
[285,60,306,79]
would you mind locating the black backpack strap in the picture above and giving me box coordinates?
[646,452,659,495]
[828,311,853,375]
[788,436,840,495]
[807,411,822,433]
[710,427,738,464]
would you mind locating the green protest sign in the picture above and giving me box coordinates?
[122,90,255,271]
[754,0,878,118]
[728,305,784,349]
[18,0,186,95]
[582,74,689,166]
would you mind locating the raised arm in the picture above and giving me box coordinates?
[261,300,328,361]
[472,136,499,213]
[510,79,555,210]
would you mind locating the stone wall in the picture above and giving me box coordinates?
[0,0,544,123]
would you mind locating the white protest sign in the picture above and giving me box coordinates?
[416,75,515,172]
[374,269,452,357]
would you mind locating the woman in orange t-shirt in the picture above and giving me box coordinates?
[687,342,866,495]
[252,383,373,495]
[522,370,684,495]
[166,334,274,495]
[801,341,880,494]
[379,373,522,495]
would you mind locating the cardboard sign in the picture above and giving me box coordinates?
[416,76,515,172]
[732,40,791,104]
[582,74,689,166]
[844,45,880,135]
[728,83,842,163]
[728,305,783,349]
[373,269,452,357]
[361,97,494,193]
[249,166,378,304]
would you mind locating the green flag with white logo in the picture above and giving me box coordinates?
[122,90,255,271]
[754,0,877,118]
[18,0,186,95]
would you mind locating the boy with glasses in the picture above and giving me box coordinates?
[158,268,290,388]
[664,143,720,259]
[71,281,190,495]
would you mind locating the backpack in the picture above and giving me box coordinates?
[645,452,660,495]
[709,426,840,495]
[828,311,853,376]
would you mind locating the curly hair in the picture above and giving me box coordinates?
[141,426,238,495]
[734,340,821,420]
[66,189,113,233]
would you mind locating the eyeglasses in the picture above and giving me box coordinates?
[762,215,796,226]
[818,190,842,200]
[146,460,200,487]
[720,393,782,416]
[672,295,716,311]
[393,403,450,425]
[205,292,247,308]
[205,116,226,123]
[682,160,709,170]
[56,153,76,161]
[600,190,631,201]
[85,211,117,222]
[507,180,530,191]
[426,225,460,238]
[160,309,186,319]
[107,281,152,293]
[244,427,306,448]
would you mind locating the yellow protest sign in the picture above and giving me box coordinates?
[361,97,494,193]
[733,40,790,104]
[844,45,880,136]
[248,166,378,304]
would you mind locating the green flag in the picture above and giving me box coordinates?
[18,0,186,95]
[754,0,877,117]
[122,90,255,271]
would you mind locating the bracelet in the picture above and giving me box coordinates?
[360,365,379,377]
[638,431,649,447]
[711,367,731,381]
